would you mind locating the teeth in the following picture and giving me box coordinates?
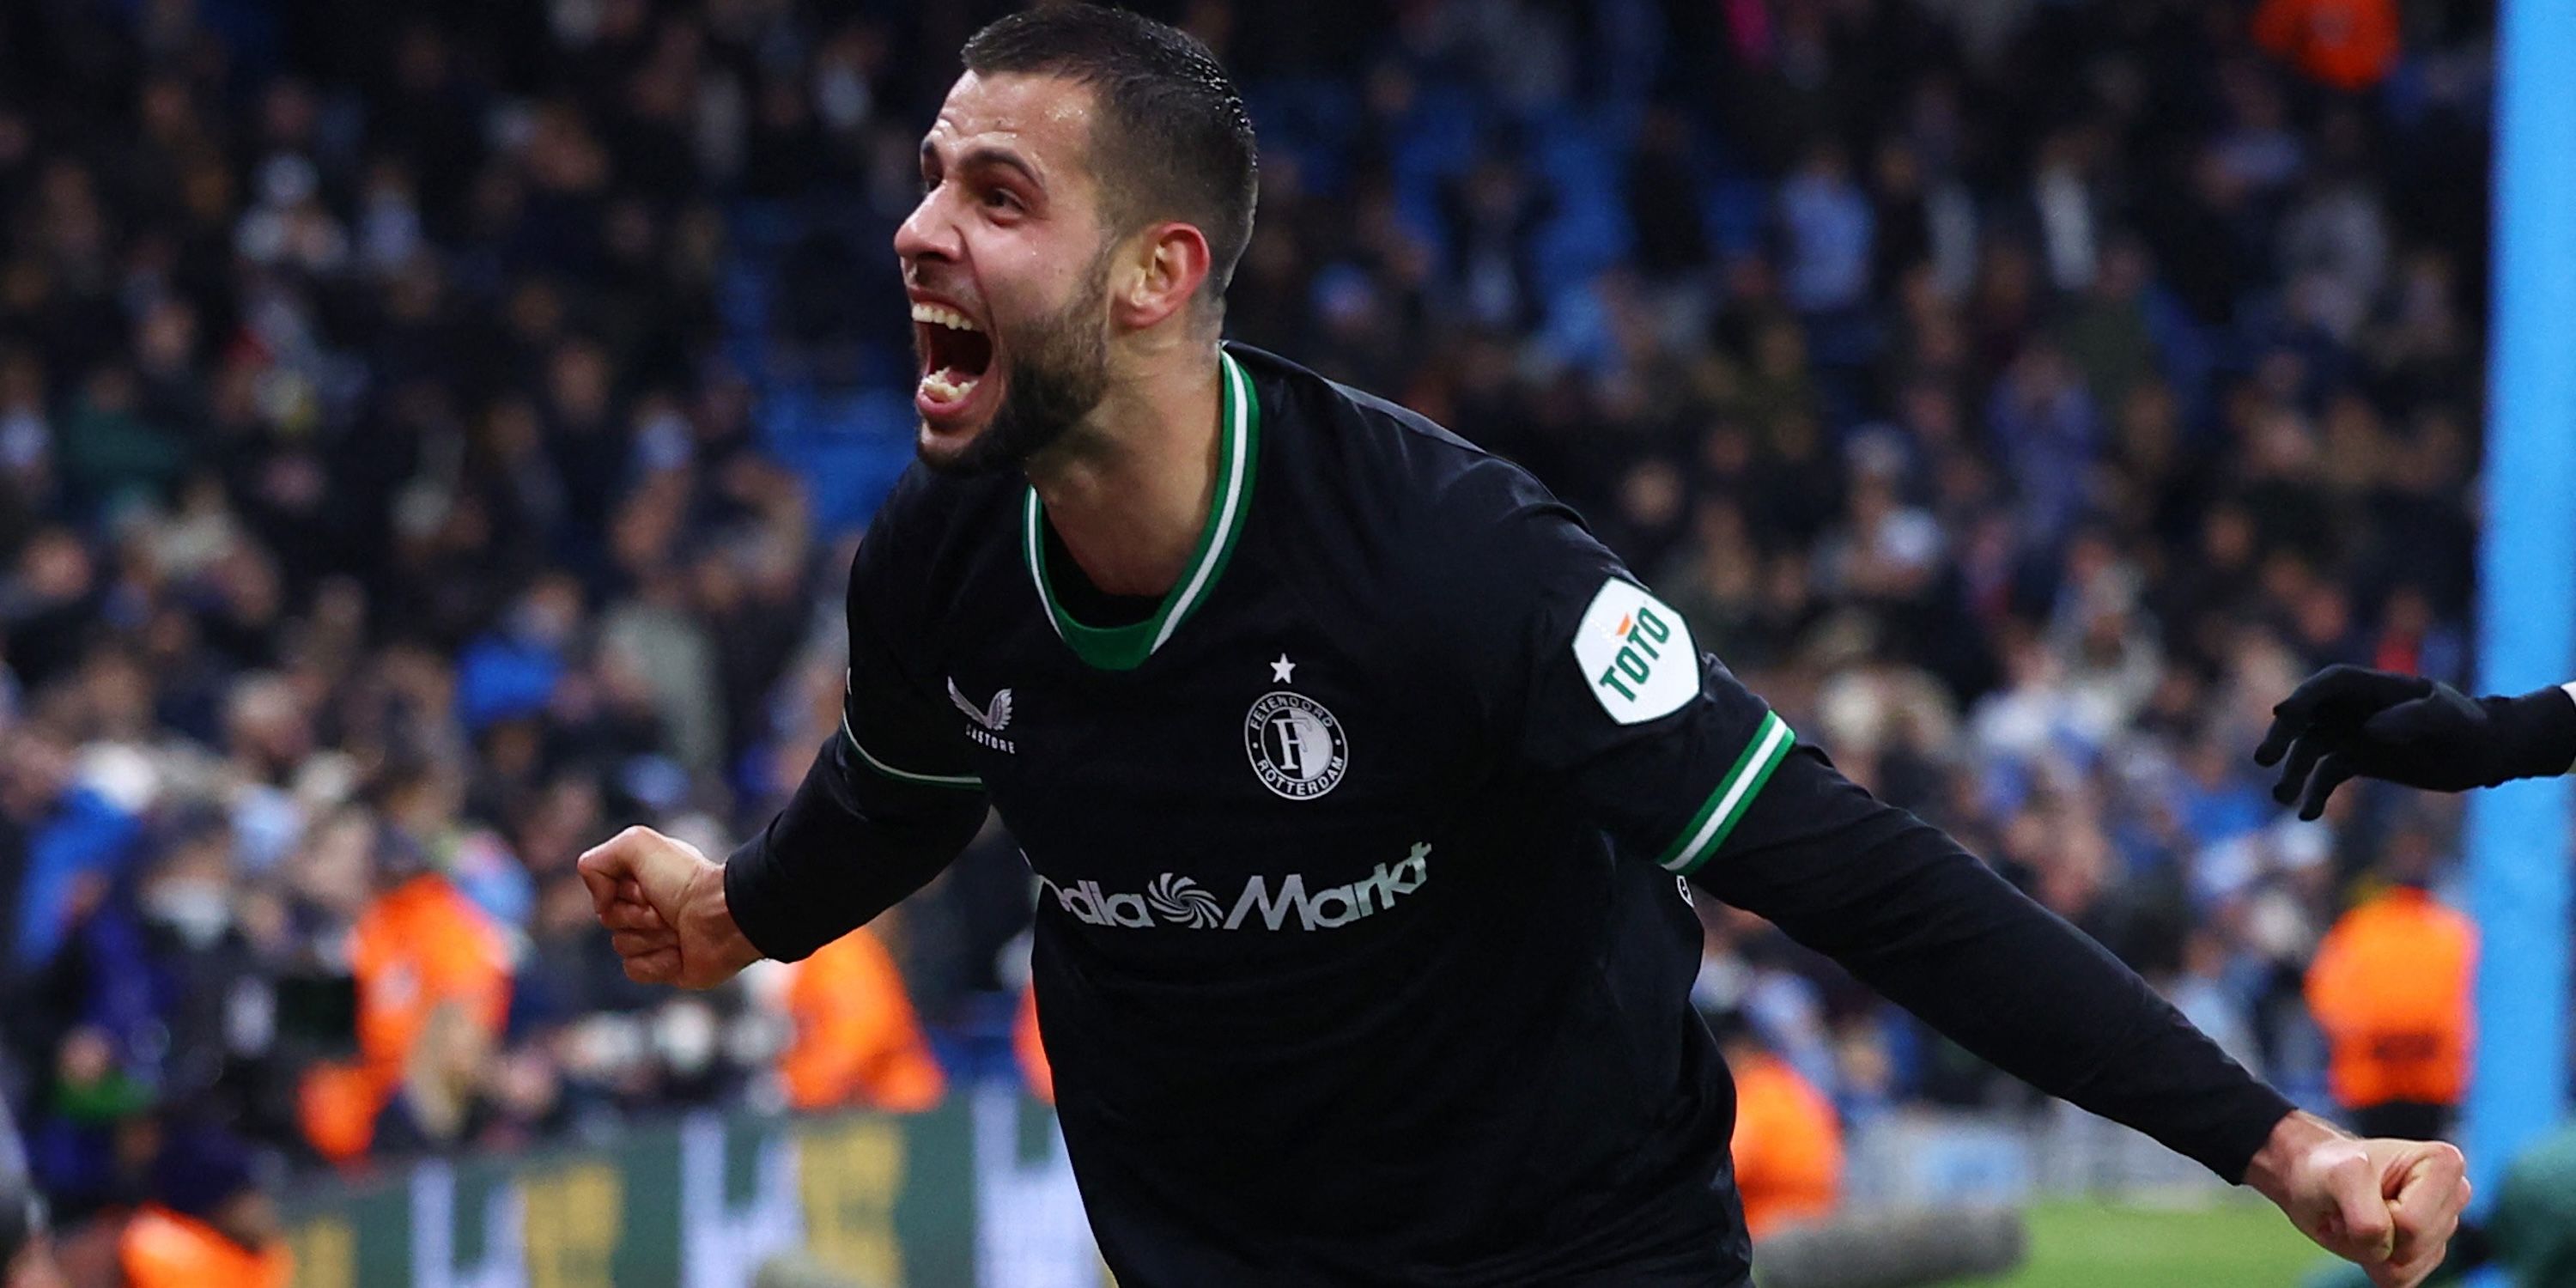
[920,367,981,404]
[910,302,981,332]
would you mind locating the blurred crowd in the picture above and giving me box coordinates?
[0,0,2499,1261]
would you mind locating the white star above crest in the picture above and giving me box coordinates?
[1270,653,1297,684]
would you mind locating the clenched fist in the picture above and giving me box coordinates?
[2245,1111,2470,1288]
[576,826,763,989]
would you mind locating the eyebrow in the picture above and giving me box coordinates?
[921,140,1042,189]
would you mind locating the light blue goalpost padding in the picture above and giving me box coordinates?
[2466,0,2576,1204]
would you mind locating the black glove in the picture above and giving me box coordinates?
[2253,665,2576,820]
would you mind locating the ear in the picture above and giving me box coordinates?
[1111,222,1213,331]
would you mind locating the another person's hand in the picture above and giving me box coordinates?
[2254,665,2576,819]
[576,826,762,989]
[2245,1111,2470,1288]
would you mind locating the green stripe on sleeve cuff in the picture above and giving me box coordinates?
[843,713,984,790]
[1656,711,1795,876]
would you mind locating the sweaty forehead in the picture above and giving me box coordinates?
[926,70,1103,180]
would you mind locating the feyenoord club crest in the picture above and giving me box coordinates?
[1244,691,1347,800]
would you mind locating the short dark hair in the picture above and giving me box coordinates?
[962,5,1259,309]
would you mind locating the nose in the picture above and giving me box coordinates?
[893,190,957,270]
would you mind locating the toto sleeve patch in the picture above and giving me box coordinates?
[1571,578,1699,725]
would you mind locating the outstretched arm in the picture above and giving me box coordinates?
[1696,747,2291,1176]
[1694,747,2467,1288]
[579,728,986,985]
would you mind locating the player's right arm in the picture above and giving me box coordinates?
[2255,665,2576,817]
[581,477,988,987]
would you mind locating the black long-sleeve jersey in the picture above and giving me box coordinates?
[726,343,2294,1286]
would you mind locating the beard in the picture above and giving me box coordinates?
[918,252,1113,478]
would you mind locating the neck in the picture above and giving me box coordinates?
[1027,340,1224,598]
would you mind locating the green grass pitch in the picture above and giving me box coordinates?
[1955,1200,2330,1287]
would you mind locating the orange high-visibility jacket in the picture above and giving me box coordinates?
[1729,1052,1844,1239]
[351,873,514,1077]
[779,927,946,1113]
[2306,886,2477,1111]
[301,873,514,1162]
[2253,0,2400,91]
[118,1206,291,1288]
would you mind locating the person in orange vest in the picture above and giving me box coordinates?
[2251,0,2401,92]
[298,830,516,1163]
[776,927,945,1113]
[2304,834,2477,1143]
[117,1130,291,1288]
[1716,1012,1844,1239]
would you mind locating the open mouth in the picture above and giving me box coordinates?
[913,301,995,416]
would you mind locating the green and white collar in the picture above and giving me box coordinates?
[1020,348,1261,671]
